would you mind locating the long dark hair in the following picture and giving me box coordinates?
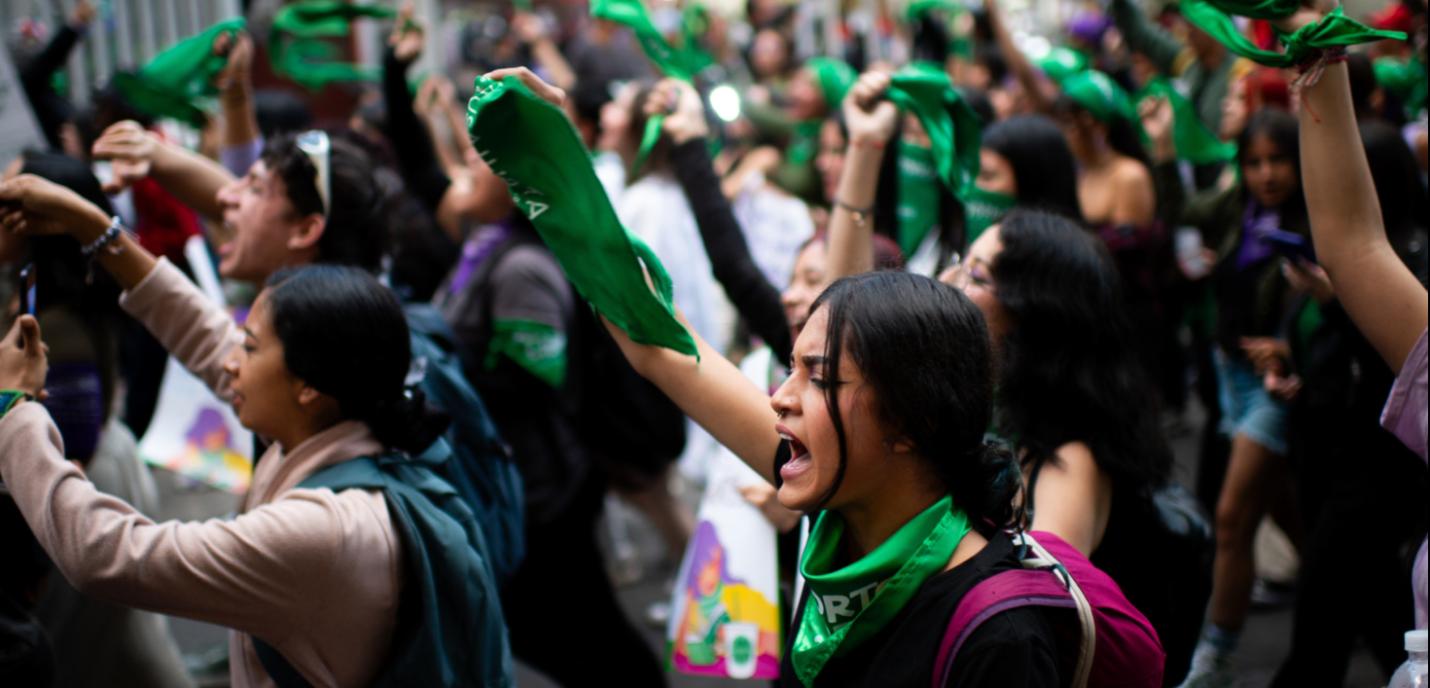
[991,210,1171,493]
[264,265,446,453]
[1361,120,1430,283]
[260,133,389,273]
[982,115,1084,222]
[872,118,968,267]
[807,271,1021,529]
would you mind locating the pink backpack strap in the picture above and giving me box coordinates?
[930,568,1078,688]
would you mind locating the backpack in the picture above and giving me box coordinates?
[404,303,526,583]
[253,450,515,688]
[932,530,1165,688]
[477,228,687,483]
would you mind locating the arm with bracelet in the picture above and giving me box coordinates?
[825,72,899,281]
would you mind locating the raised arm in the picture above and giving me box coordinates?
[382,5,452,215]
[652,79,794,363]
[513,12,576,92]
[0,175,241,396]
[604,316,782,484]
[825,72,899,281]
[983,0,1056,113]
[1107,0,1188,76]
[1288,7,1428,371]
[19,1,94,149]
[91,120,235,222]
[214,31,263,177]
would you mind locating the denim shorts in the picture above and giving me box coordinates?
[1214,348,1288,456]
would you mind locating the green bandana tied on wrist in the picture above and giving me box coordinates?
[963,185,1016,245]
[793,495,971,686]
[1181,0,1405,68]
[1137,77,1237,164]
[112,18,246,126]
[896,142,943,258]
[591,0,712,81]
[886,63,983,200]
[466,75,697,358]
[269,1,396,91]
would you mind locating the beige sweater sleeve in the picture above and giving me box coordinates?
[119,258,242,400]
[0,403,367,646]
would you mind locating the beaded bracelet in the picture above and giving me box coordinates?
[80,216,125,258]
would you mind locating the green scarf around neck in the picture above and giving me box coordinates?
[886,63,982,201]
[1137,77,1237,164]
[793,495,971,686]
[466,75,697,358]
[269,1,395,91]
[591,0,712,81]
[1181,0,1405,68]
[111,18,246,126]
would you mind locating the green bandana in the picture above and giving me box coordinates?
[111,18,246,126]
[906,0,972,58]
[1037,46,1091,84]
[466,76,697,357]
[963,185,1016,245]
[793,496,971,686]
[1374,56,1428,118]
[1061,69,1138,124]
[632,114,666,176]
[591,0,712,81]
[897,141,942,258]
[886,63,982,200]
[787,119,824,167]
[1181,0,1405,68]
[269,1,395,91]
[805,57,857,113]
[1137,77,1237,164]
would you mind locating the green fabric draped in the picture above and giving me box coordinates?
[112,18,246,126]
[1374,56,1427,118]
[805,57,857,113]
[268,1,395,91]
[886,63,982,199]
[1061,70,1138,124]
[1037,46,1091,84]
[466,75,697,357]
[792,496,971,686]
[590,0,712,81]
[1137,77,1237,164]
[896,141,943,258]
[1181,0,1405,68]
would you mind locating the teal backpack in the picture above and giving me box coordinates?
[404,303,525,583]
[251,449,514,687]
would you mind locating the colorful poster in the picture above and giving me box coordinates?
[667,450,782,679]
[137,237,252,492]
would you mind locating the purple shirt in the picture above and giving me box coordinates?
[1382,328,1428,629]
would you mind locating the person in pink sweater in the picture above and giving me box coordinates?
[0,173,466,687]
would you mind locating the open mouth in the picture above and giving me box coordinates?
[777,420,812,474]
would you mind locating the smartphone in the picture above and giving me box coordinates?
[17,264,36,316]
[1261,228,1316,264]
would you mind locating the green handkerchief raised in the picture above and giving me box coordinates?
[466,76,698,358]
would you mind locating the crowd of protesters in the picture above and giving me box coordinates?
[0,0,1425,685]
